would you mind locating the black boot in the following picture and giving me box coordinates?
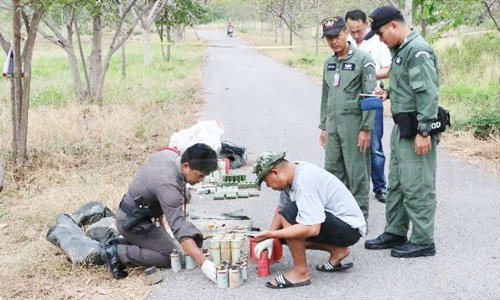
[101,244,128,279]
[365,232,407,250]
[391,241,436,258]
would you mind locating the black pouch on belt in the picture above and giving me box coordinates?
[429,106,451,135]
[122,196,153,231]
[392,112,418,138]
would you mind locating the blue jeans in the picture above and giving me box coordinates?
[371,109,386,193]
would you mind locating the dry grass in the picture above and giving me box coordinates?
[0,31,206,300]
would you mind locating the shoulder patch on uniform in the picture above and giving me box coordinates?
[395,56,402,64]
[342,62,356,71]
[327,63,337,71]
[415,50,431,58]
[364,62,375,69]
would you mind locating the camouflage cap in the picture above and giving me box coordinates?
[253,151,287,186]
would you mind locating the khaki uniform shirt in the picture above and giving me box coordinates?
[121,150,202,244]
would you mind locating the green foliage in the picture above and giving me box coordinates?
[31,87,68,107]
[436,33,500,138]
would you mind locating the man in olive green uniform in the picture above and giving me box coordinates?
[364,6,440,258]
[319,16,377,219]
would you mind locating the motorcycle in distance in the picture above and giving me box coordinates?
[226,22,234,38]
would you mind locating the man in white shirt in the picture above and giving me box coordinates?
[250,152,366,289]
[346,9,392,203]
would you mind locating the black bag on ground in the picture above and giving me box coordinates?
[46,214,104,265]
[72,201,115,226]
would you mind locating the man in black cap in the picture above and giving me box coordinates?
[364,6,440,258]
[319,16,377,220]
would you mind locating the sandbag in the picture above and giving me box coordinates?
[85,217,119,242]
[71,201,115,226]
[46,214,104,265]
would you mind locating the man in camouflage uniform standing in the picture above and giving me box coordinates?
[364,6,440,258]
[319,16,377,219]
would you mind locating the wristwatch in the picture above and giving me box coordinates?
[417,129,429,137]
[417,123,431,137]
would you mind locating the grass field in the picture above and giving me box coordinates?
[0,31,206,300]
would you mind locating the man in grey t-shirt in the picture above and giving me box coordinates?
[251,151,366,289]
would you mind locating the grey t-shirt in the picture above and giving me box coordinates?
[279,161,367,235]
[121,149,202,244]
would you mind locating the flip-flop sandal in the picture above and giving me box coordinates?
[266,273,311,289]
[316,261,354,272]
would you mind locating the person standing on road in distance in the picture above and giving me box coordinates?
[364,6,440,258]
[100,143,219,282]
[251,152,366,289]
[319,16,377,220]
[346,9,392,204]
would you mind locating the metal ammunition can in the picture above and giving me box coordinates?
[241,261,248,282]
[170,250,181,272]
[231,239,242,262]
[216,265,229,288]
[210,239,221,264]
[185,254,196,270]
[229,265,241,288]
[220,239,231,262]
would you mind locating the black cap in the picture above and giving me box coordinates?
[322,16,347,38]
[365,6,404,40]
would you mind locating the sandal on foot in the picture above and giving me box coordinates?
[266,273,311,289]
[316,261,354,272]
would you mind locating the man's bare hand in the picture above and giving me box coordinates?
[358,130,371,153]
[249,230,273,243]
[319,129,327,148]
[373,87,388,101]
[415,134,432,155]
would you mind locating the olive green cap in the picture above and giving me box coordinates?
[253,151,286,186]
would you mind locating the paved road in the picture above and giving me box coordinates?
[149,31,500,300]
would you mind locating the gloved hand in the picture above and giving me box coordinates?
[254,239,274,259]
[201,259,217,283]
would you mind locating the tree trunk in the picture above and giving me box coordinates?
[121,43,126,79]
[166,25,171,63]
[404,0,413,27]
[90,13,102,102]
[12,0,22,161]
[274,25,278,44]
[141,25,153,66]
[74,18,91,100]
[420,1,427,38]
[10,77,17,158]
[65,46,86,100]
[289,27,293,47]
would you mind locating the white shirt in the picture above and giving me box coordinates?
[352,31,392,87]
[279,161,367,236]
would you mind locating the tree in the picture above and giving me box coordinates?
[0,0,49,165]
[155,0,208,62]
[39,0,154,103]
[131,0,167,66]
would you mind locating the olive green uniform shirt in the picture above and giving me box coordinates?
[320,45,377,132]
[388,29,439,132]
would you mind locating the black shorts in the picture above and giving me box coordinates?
[279,201,361,247]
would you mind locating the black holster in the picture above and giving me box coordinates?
[121,195,153,231]
[393,106,451,138]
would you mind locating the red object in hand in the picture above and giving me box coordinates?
[257,251,270,277]
[250,240,283,263]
